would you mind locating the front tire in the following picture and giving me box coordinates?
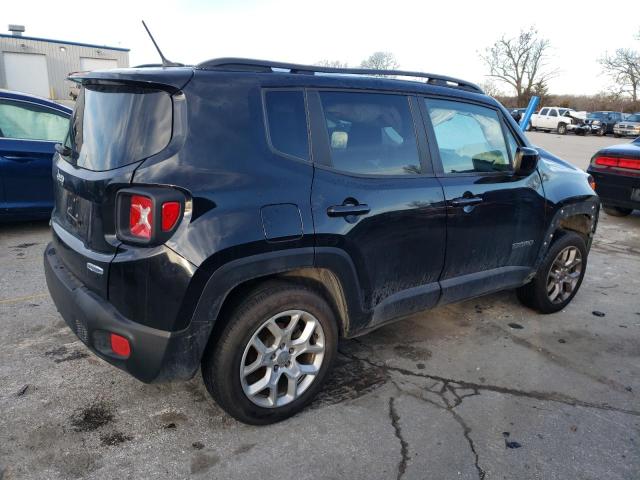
[557,123,567,135]
[202,280,338,425]
[517,231,587,314]
[603,205,633,217]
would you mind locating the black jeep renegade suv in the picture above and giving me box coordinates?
[44,59,599,424]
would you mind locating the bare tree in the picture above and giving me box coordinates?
[479,80,503,98]
[599,48,640,102]
[360,52,399,70]
[315,59,349,68]
[480,27,555,106]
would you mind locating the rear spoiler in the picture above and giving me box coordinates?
[68,67,194,91]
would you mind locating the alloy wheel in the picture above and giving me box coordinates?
[240,309,325,408]
[546,246,582,304]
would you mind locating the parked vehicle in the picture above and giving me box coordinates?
[509,108,527,123]
[586,111,625,136]
[613,114,640,138]
[563,110,599,136]
[587,136,640,216]
[529,107,577,134]
[0,90,72,221]
[44,59,599,424]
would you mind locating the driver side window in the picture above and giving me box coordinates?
[424,98,511,174]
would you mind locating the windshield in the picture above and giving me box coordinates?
[67,84,172,171]
[627,114,640,122]
[588,112,605,119]
[559,109,570,116]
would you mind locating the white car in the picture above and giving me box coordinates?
[529,107,580,134]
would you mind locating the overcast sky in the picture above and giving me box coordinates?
[4,0,639,96]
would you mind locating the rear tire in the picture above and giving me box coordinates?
[517,231,587,314]
[201,280,338,425]
[603,206,633,217]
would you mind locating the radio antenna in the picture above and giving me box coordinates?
[141,20,182,67]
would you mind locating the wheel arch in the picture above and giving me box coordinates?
[534,199,600,271]
[191,247,364,364]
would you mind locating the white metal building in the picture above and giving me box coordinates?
[0,25,129,104]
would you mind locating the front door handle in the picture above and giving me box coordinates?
[327,203,371,217]
[451,196,483,207]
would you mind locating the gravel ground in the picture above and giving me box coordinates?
[0,133,638,480]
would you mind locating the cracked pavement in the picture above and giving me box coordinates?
[1,133,639,479]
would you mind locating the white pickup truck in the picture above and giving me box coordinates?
[529,107,583,135]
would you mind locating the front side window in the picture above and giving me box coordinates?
[504,125,520,161]
[425,98,511,174]
[319,91,420,175]
[0,99,69,142]
[264,90,309,161]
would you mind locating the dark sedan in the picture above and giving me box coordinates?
[0,90,72,221]
[587,137,640,216]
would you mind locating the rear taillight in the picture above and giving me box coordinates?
[162,201,181,231]
[594,156,640,170]
[116,188,185,245]
[130,195,153,239]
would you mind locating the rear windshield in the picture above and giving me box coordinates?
[67,84,172,171]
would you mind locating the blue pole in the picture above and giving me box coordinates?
[519,96,540,132]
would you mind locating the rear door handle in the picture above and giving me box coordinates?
[327,204,371,217]
[451,196,483,207]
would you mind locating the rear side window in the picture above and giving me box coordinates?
[0,99,69,142]
[549,109,558,117]
[69,85,172,171]
[425,98,511,174]
[319,91,420,175]
[264,90,309,161]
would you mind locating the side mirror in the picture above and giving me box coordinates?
[514,147,539,177]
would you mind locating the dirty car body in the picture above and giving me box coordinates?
[44,59,599,423]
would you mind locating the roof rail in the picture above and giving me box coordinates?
[196,57,484,94]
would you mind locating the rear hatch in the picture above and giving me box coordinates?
[52,68,192,298]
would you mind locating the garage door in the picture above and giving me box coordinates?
[80,57,118,71]
[3,52,50,98]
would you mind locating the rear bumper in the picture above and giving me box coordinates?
[44,242,210,383]
[589,168,640,210]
